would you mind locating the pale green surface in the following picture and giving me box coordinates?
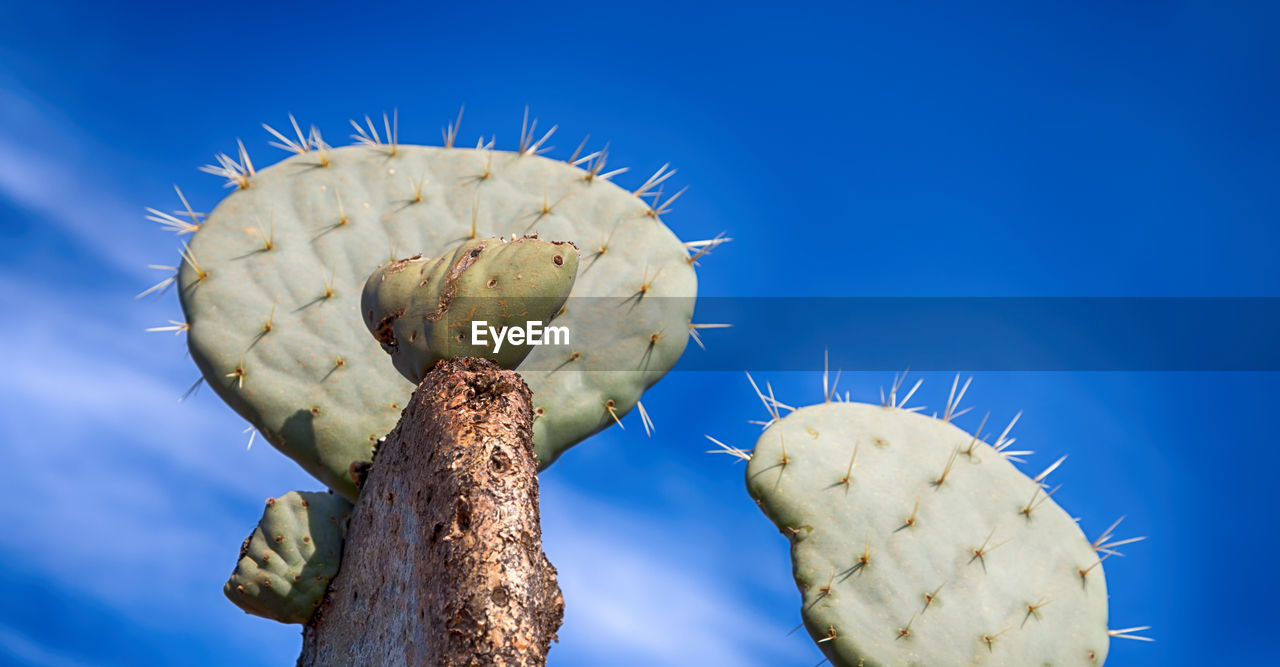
[748,402,1110,666]
[223,491,352,625]
[360,235,579,380]
[179,144,696,499]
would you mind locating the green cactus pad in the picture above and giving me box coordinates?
[361,236,578,379]
[747,401,1111,665]
[177,140,697,499]
[224,491,352,625]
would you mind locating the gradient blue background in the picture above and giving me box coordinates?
[1,1,1276,664]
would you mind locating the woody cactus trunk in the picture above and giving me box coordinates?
[298,357,564,665]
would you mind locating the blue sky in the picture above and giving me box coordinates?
[1,1,1277,664]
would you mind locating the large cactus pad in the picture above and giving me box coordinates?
[177,140,696,499]
[747,401,1113,665]
[224,491,353,624]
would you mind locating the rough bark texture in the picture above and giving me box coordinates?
[298,357,563,666]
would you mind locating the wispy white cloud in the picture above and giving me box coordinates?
[0,269,316,662]
[0,85,160,279]
[0,622,89,667]
[540,485,813,666]
[0,78,321,664]
[0,274,316,606]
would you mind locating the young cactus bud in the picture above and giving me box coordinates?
[361,236,578,381]
[224,491,353,624]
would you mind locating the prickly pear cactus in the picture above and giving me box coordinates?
[224,491,353,624]
[167,117,707,499]
[745,396,1124,665]
[361,236,578,380]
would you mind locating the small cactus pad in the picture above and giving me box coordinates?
[361,236,579,379]
[177,138,697,499]
[747,401,1111,665]
[224,491,353,624]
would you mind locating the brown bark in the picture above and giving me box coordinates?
[299,357,563,666]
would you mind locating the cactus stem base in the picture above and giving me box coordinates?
[299,357,563,666]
